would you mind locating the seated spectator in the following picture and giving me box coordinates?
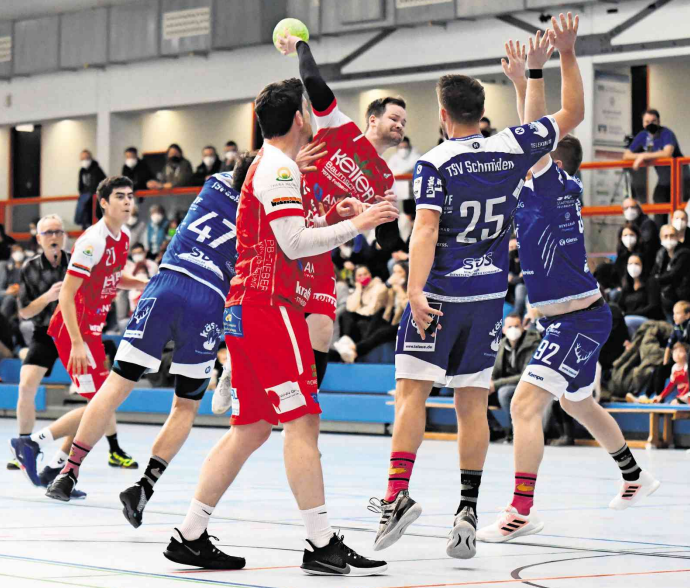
[507,237,527,317]
[333,238,373,285]
[0,245,24,334]
[489,313,541,441]
[621,197,659,270]
[148,144,193,189]
[673,209,690,248]
[0,223,17,262]
[613,224,643,285]
[125,205,146,245]
[386,136,420,175]
[653,225,690,321]
[125,242,158,277]
[652,342,689,404]
[333,261,409,363]
[76,149,106,228]
[335,265,388,348]
[220,141,239,172]
[121,147,153,191]
[144,205,170,258]
[618,254,663,338]
[192,145,222,186]
[479,116,495,137]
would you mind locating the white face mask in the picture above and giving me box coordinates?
[29,228,37,236]
[126,215,138,227]
[505,326,522,342]
[621,235,637,249]
[125,157,137,169]
[132,253,145,263]
[623,207,639,222]
[673,218,687,233]
[225,150,237,161]
[398,148,410,158]
[203,156,216,168]
[627,264,642,278]
[340,245,353,258]
[151,213,164,225]
[81,159,92,169]
[11,251,24,264]
[662,238,678,251]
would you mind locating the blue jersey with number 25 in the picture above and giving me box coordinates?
[159,172,239,301]
[413,116,559,303]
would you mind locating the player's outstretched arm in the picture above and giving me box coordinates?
[118,272,149,291]
[502,40,527,124]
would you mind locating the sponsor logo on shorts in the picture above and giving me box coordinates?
[124,297,156,339]
[489,319,503,353]
[199,322,222,354]
[559,333,600,378]
[276,167,294,182]
[231,387,240,416]
[527,371,544,382]
[312,293,336,304]
[223,306,243,337]
[266,381,307,414]
[178,247,223,279]
[402,301,442,353]
[296,281,312,302]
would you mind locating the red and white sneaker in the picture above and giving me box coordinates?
[476,506,544,543]
[609,470,660,510]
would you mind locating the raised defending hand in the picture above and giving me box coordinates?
[296,142,327,174]
[527,30,555,70]
[276,31,302,56]
[550,12,579,55]
[501,40,526,84]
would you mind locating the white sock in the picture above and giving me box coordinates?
[30,428,54,448]
[178,498,214,541]
[49,450,69,470]
[300,505,333,548]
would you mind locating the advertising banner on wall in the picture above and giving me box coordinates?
[593,71,632,147]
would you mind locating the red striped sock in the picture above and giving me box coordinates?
[384,451,416,502]
[511,472,537,516]
[60,440,92,479]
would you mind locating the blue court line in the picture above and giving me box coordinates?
[0,554,276,588]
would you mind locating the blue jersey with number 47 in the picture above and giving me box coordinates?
[413,116,559,303]
[159,172,239,301]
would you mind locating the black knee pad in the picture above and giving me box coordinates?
[113,360,147,383]
[174,375,210,401]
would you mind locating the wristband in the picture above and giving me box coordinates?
[527,69,543,79]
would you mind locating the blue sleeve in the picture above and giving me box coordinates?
[412,161,445,212]
[628,131,646,153]
[507,116,560,166]
[531,159,583,199]
[659,128,678,150]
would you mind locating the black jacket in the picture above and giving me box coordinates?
[122,159,153,192]
[191,158,222,187]
[631,213,660,269]
[78,160,106,194]
[654,246,690,314]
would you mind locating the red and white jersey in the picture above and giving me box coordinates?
[303,98,395,227]
[226,144,311,311]
[48,219,130,337]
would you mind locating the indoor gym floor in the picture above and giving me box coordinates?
[1,419,688,588]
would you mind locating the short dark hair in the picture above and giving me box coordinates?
[226,141,238,149]
[203,145,217,154]
[553,135,583,176]
[97,176,133,207]
[437,75,485,125]
[480,117,491,125]
[505,312,522,322]
[254,78,305,139]
[232,152,257,192]
[645,108,660,120]
[366,97,406,126]
[131,241,145,251]
[125,146,138,155]
[401,136,411,145]
[167,143,183,155]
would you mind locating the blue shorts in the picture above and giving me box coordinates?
[115,270,224,379]
[521,302,612,401]
[395,297,504,388]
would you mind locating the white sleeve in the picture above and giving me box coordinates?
[68,231,105,279]
[254,158,304,221]
[313,99,353,131]
[269,216,358,260]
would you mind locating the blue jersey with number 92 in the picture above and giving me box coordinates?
[159,172,239,301]
[412,116,559,303]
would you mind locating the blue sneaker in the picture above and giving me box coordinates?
[9,437,42,486]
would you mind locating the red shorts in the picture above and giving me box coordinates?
[225,304,321,426]
[303,253,337,321]
[52,325,109,400]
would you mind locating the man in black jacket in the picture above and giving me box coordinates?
[121,147,153,192]
[76,150,106,228]
[191,146,222,186]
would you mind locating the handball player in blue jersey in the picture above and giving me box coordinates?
[477,33,660,545]
[46,163,247,528]
[371,14,585,559]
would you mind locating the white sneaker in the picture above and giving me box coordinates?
[476,506,544,543]
[212,367,233,415]
[609,470,660,510]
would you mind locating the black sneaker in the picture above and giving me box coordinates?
[39,466,86,498]
[446,506,477,559]
[369,490,422,551]
[120,484,148,529]
[163,528,245,570]
[302,533,387,576]
[46,471,77,502]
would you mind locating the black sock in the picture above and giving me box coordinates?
[19,433,30,438]
[106,433,122,454]
[138,455,168,500]
[457,469,483,517]
[313,350,328,389]
[610,444,641,481]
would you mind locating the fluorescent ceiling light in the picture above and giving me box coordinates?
[16,124,34,132]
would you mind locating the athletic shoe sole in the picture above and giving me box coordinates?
[373,503,422,552]
[8,439,40,487]
[446,520,479,558]
[476,520,545,544]
[609,479,661,510]
[163,548,245,570]
[120,491,143,529]
[301,563,388,576]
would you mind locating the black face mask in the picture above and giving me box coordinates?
[169,156,181,164]
[481,129,491,138]
[645,123,659,135]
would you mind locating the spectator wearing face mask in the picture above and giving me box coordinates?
[624,109,683,225]
[386,136,420,176]
[192,146,222,186]
[125,242,158,277]
[336,265,388,348]
[618,253,663,338]
[653,225,690,321]
[75,150,106,229]
[0,223,17,262]
[621,197,660,270]
[147,144,193,189]
[613,224,643,285]
[220,141,239,172]
[125,205,146,246]
[479,116,495,138]
[121,147,153,192]
[144,205,170,257]
[673,209,690,248]
[0,244,24,320]
[489,313,541,442]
